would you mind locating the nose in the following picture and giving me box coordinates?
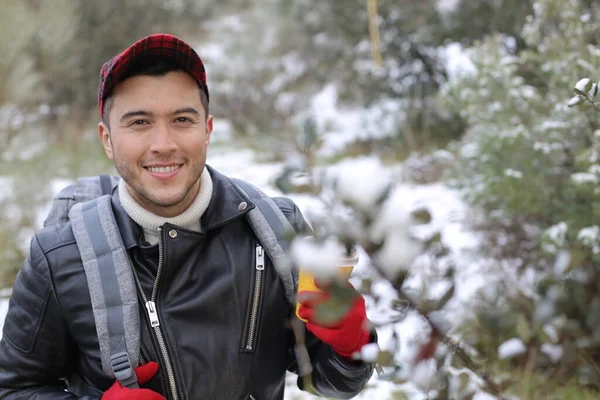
[149,122,177,154]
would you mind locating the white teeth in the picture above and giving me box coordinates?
[148,165,180,173]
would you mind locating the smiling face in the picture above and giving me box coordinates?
[99,71,213,217]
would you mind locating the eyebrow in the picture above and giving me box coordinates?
[119,107,201,123]
[173,107,201,117]
[120,110,151,123]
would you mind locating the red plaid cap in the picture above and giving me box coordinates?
[98,33,209,119]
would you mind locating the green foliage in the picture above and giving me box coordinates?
[281,0,448,104]
[251,0,537,154]
[441,0,600,261]
[211,0,482,154]
[0,157,59,286]
[0,211,26,287]
[439,0,600,390]
[443,0,534,50]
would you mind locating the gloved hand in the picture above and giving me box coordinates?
[297,281,371,358]
[101,361,166,400]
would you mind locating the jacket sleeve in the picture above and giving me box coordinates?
[278,198,375,398]
[0,235,79,399]
[287,328,375,399]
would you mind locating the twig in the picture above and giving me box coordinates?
[520,344,537,399]
[365,255,508,399]
[290,315,318,394]
[578,348,600,381]
[367,0,383,68]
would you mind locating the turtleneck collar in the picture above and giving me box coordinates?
[118,168,213,245]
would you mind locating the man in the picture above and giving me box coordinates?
[0,34,374,399]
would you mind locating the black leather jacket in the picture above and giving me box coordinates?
[0,166,373,399]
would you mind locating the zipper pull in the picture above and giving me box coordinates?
[256,245,265,271]
[145,301,160,327]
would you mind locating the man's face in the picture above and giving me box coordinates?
[98,71,213,217]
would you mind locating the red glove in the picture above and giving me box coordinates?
[101,361,166,400]
[298,282,371,358]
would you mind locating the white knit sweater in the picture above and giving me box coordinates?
[118,169,213,245]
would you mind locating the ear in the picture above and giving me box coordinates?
[98,122,114,160]
[205,115,214,147]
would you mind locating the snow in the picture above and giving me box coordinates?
[436,0,459,13]
[409,359,438,389]
[533,141,563,154]
[287,26,478,159]
[498,338,527,360]
[504,169,523,179]
[329,156,393,214]
[371,227,422,279]
[571,172,597,184]
[307,85,403,157]
[356,343,380,363]
[578,226,599,246]
[0,289,9,341]
[542,222,568,253]
[578,226,600,253]
[34,178,75,228]
[441,43,477,81]
[553,250,571,277]
[541,343,563,363]
[542,324,559,343]
[540,120,570,131]
[290,237,347,278]
[369,186,424,277]
[575,78,591,93]
[0,176,14,201]
[568,96,585,107]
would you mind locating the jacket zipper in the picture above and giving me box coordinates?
[245,244,265,351]
[132,227,179,400]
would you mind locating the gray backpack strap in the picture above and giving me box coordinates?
[73,176,120,201]
[100,174,115,196]
[231,179,298,307]
[69,196,140,389]
[44,175,120,228]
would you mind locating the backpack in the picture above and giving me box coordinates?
[44,174,302,390]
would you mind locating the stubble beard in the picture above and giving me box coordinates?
[114,154,205,211]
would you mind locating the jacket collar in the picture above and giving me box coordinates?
[201,164,255,230]
[111,190,143,250]
[111,164,254,249]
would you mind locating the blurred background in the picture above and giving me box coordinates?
[1,0,600,398]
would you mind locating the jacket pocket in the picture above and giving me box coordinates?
[240,243,265,353]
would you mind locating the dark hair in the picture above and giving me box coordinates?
[101,58,209,127]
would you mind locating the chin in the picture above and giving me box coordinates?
[151,195,186,208]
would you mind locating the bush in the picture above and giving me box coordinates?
[439,0,600,391]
